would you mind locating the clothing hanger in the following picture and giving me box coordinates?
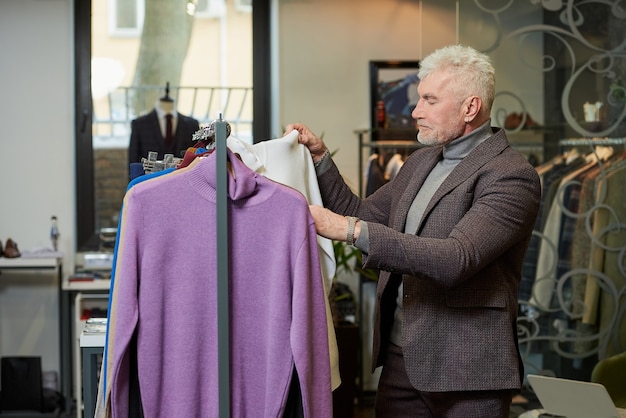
[178,120,234,169]
[563,147,581,164]
[191,120,232,148]
[593,145,614,162]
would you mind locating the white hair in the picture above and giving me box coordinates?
[418,44,495,114]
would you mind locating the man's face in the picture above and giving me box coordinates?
[412,70,468,146]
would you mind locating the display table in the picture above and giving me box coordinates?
[0,256,61,269]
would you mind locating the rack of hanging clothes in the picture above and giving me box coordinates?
[355,129,423,198]
[518,136,626,371]
[509,141,545,167]
[96,119,336,417]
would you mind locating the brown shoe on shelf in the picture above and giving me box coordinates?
[4,238,21,258]
[504,112,522,130]
[523,112,541,129]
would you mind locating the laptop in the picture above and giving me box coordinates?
[527,374,626,418]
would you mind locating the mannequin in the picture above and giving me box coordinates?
[128,83,199,165]
[158,95,175,114]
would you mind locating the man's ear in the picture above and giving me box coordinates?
[463,96,482,122]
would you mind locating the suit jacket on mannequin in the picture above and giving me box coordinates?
[128,107,199,165]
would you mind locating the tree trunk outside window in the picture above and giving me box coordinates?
[131,0,194,114]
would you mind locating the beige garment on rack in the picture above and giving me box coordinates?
[583,158,626,328]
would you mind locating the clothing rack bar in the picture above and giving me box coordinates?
[215,116,231,418]
[559,137,626,146]
[356,128,422,197]
[360,140,421,149]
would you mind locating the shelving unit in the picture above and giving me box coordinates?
[63,251,112,418]
[79,330,105,418]
[0,256,67,415]
[73,293,108,418]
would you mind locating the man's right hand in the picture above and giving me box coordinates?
[285,122,328,163]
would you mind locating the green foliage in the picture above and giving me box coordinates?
[333,240,379,281]
[609,79,625,103]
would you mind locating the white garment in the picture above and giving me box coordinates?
[227,130,341,390]
[227,131,336,287]
[384,152,404,181]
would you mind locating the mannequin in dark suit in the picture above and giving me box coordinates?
[288,45,542,418]
[128,98,200,165]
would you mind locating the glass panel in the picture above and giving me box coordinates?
[91,0,253,238]
[458,0,626,379]
[459,1,626,155]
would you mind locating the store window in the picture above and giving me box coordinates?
[75,0,269,251]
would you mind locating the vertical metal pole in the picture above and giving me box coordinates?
[215,115,230,417]
[357,130,364,198]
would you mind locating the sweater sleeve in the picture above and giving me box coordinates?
[291,216,333,418]
[102,189,143,417]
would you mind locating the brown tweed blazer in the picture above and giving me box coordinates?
[317,128,541,392]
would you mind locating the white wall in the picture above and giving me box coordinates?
[278,0,457,190]
[0,0,74,377]
[0,0,74,263]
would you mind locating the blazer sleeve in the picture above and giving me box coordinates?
[291,213,333,418]
[318,147,541,289]
[364,157,541,287]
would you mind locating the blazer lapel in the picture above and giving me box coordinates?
[148,110,163,140]
[173,112,183,140]
[419,130,510,228]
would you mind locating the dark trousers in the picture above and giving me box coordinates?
[375,343,513,418]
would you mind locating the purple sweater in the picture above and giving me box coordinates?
[104,150,332,417]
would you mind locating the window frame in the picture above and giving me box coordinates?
[74,0,272,251]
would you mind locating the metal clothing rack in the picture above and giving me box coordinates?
[354,129,422,400]
[559,137,626,147]
[355,129,422,198]
[214,116,231,418]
